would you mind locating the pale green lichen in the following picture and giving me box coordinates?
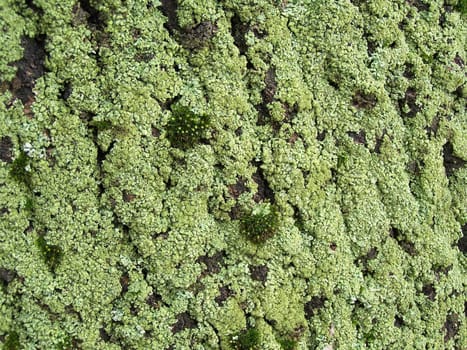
[0,0,466,349]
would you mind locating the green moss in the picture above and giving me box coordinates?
[278,337,297,350]
[239,203,279,243]
[9,151,31,186]
[457,0,467,14]
[166,104,210,148]
[35,235,63,273]
[234,327,261,350]
[3,331,20,350]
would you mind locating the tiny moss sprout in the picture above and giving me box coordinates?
[3,331,20,350]
[234,327,261,350]
[10,151,31,186]
[166,104,210,148]
[240,203,279,243]
[36,235,63,273]
[278,337,297,350]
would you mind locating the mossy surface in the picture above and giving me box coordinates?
[0,0,466,349]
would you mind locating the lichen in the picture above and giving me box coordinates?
[0,0,466,349]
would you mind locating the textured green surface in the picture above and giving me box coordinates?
[0,0,466,349]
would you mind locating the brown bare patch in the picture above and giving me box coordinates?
[304,296,326,319]
[454,54,464,68]
[373,129,387,153]
[0,136,13,163]
[122,190,137,202]
[228,178,248,199]
[425,116,440,137]
[394,315,404,327]
[458,224,467,254]
[289,132,299,144]
[443,142,466,177]
[443,313,459,342]
[8,35,46,116]
[403,63,415,79]
[252,163,275,203]
[390,227,417,256]
[249,264,268,284]
[355,247,378,275]
[0,267,16,287]
[347,130,367,146]
[196,250,226,277]
[399,87,421,118]
[146,292,163,308]
[181,21,218,49]
[352,91,377,109]
[230,13,248,55]
[422,283,436,301]
[172,312,197,334]
[120,272,129,295]
[215,285,235,306]
[406,0,429,11]
[159,0,179,34]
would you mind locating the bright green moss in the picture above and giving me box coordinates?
[3,331,20,350]
[166,104,211,148]
[234,327,261,350]
[35,235,63,273]
[9,151,30,186]
[239,203,279,243]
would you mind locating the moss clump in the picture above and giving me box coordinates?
[166,105,210,148]
[234,327,261,350]
[35,235,63,273]
[3,331,20,350]
[278,337,297,350]
[9,151,31,186]
[240,203,279,243]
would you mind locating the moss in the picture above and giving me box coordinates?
[234,327,261,350]
[35,235,63,273]
[278,337,297,350]
[239,203,279,243]
[166,104,211,148]
[3,331,20,350]
[9,151,31,186]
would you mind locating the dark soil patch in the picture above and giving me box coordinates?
[59,82,72,100]
[458,224,467,254]
[9,35,46,115]
[146,292,163,308]
[228,178,248,199]
[390,227,417,256]
[229,202,242,220]
[443,313,459,342]
[215,285,235,306]
[0,136,13,163]
[352,91,377,109]
[304,296,326,319]
[230,13,248,55]
[453,54,464,68]
[398,87,421,118]
[0,267,16,287]
[119,272,129,295]
[406,0,429,12]
[443,142,466,177]
[99,327,111,342]
[77,0,104,29]
[373,129,387,153]
[283,102,298,122]
[122,190,137,202]
[256,68,277,125]
[347,130,367,146]
[394,315,404,327]
[425,116,440,138]
[355,247,378,275]
[181,21,218,49]
[317,130,327,141]
[422,283,436,301]
[252,162,275,203]
[403,63,415,79]
[25,0,43,13]
[196,250,226,277]
[171,312,197,334]
[158,0,179,34]
[249,264,268,284]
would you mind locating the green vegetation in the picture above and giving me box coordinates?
[0,0,465,349]
[166,104,211,148]
[239,203,279,243]
[35,235,63,273]
[234,327,261,350]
